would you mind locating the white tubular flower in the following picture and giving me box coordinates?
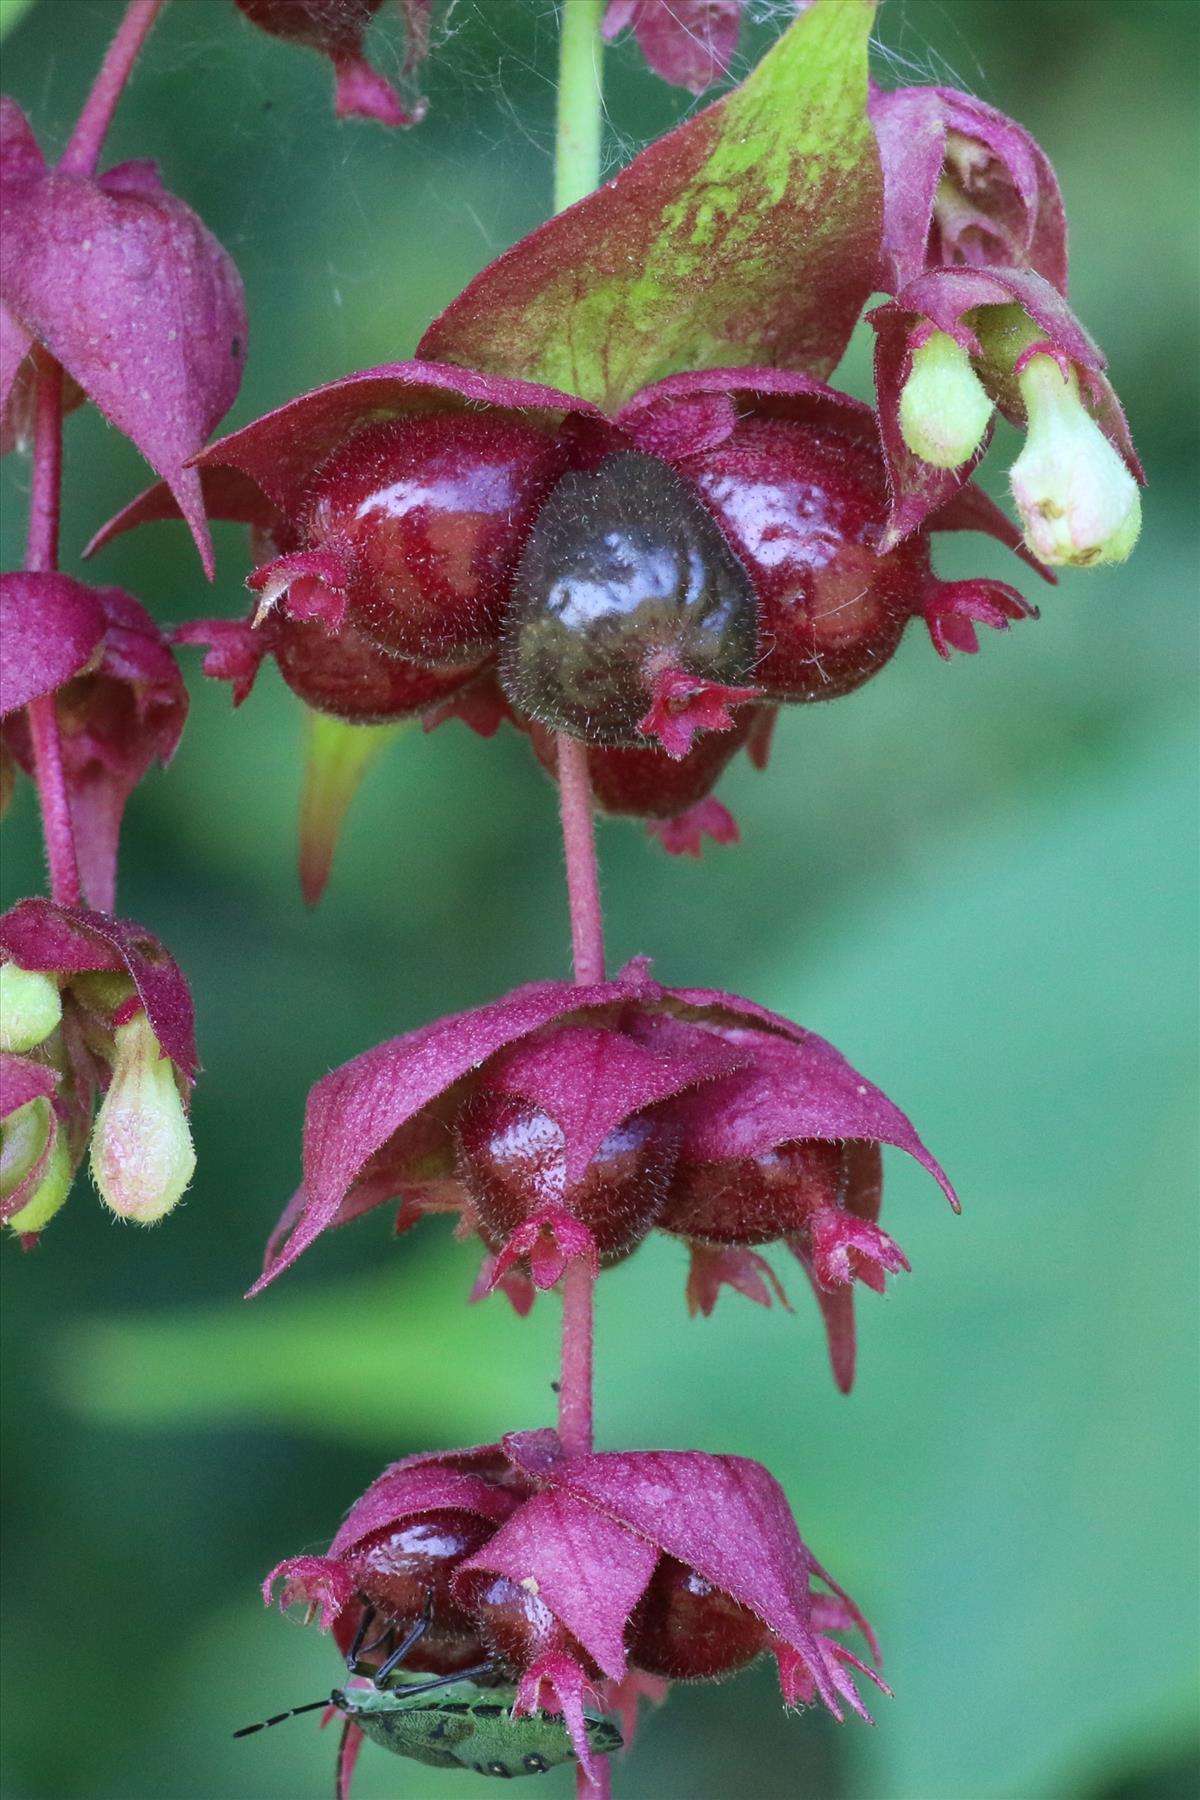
[90,1011,196,1223]
[1010,354,1141,567]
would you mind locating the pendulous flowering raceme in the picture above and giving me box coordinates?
[868,83,1143,562]
[0,3,1143,1792]
[0,573,188,913]
[263,1430,885,1788]
[96,359,1042,863]
[251,957,955,1393]
[0,898,197,1235]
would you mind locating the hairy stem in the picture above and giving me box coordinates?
[557,735,606,987]
[558,1257,595,1456]
[59,0,165,177]
[24,355,81,909]
[553,0,606,1515]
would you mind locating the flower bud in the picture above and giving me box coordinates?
[898,330,994,469]
[1010,354,1141,567]
[89,1011,195,1223]
[4,1112,73,1233]
[0,963,62,1053]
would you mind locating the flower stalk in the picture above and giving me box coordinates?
[59,0,165,178]
[554,16,607,1781]
[23,354,81,909]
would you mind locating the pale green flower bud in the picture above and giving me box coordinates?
[899,330,994,469]
[1010,355,1142,567]
[90,1012,195,1223]
[0,963,62,1053]
[5,1116,73,1233]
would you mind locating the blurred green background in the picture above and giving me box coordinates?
[1,2,1197,1797]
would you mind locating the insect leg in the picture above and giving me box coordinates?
[345,1606,375,1672]
[373,1591,436,1687]
[376,1662,497,1700]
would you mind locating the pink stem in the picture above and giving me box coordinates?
[554,733,604,1456]
[556,733,605,986]
[59,0,166,177]
[558,1256,595,1457]
[27,697,82,909]
[24,355,82,909]
[577,1760,612,1799]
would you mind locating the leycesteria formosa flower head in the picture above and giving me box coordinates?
[259,1430,883,1789]
[1,574,188,912]
[250,958,955,1391]
[868,82,1143,561]
[233,0,431,127]
[0,98,246,574]
[91,3,1073,884]
[96,359,1042,870]
[871,83,1069,296]
[0,899,197,1238]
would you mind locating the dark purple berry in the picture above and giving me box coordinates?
[305,415,565,666]
[660,1137,848,1246]
[456,1088,674,1265]
[628,1555,767,1681]
[682,420,930,701]
[270,613,480,723]
[499,452,758,748]
[337,1508,496,1675]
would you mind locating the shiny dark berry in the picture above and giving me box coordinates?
[499,452,758,745]
[270,612,479,723]
[526,710,754,821]
[306,415,565,665]
[456,1088,674,1264]
[457,1571,601,1680]
[660,1137,849,1246]
[628,1555,766,1681]
[339,1509,494,1676]
[681,421,931,702]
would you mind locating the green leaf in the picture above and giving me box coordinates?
[298,709,409,905]
[419,0,881,410]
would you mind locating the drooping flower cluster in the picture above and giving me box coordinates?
[253,956,954,1392]
[98,358,1041,865]
[0,898,197,1237]
[868,83,1143,565]
[2,4,1143,1794]
[265,1429,883,1791]
[2,61,244,1230]
[83,26,1139,899]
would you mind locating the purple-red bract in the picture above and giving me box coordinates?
[0,100,246,575]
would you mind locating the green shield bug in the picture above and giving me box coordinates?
[235,1603,622,1779]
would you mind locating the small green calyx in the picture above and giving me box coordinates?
[5,1119,73,1234]
[90,1010,195,1223]
[1010,355,1142,568]
[0,963,63,1053]
[899,329,994,469]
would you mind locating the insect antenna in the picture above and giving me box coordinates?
[233,1697,331,1738]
